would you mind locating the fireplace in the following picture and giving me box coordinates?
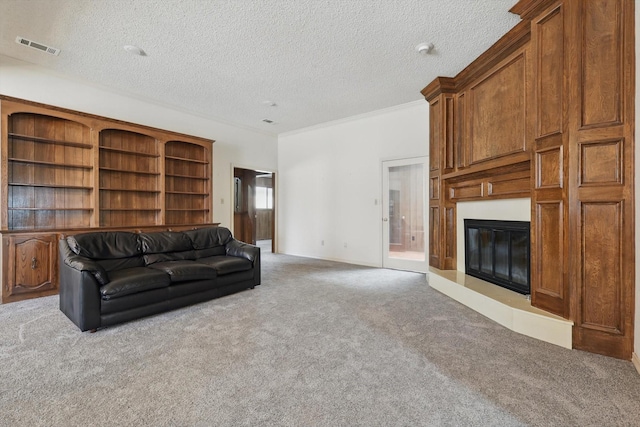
[464,219,530,295]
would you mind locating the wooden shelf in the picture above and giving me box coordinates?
[101,208,161,212]
[99,167,161,176]
[165,155,209,164]
[100,146,160,158]
[8,133,93,149]
[8,207,93,211]
[9,158,93,170]
[10,182,93,190]
[166,208,210,212]
[100,187,161,193]
[166,191,208,195]
[165,173,209,180]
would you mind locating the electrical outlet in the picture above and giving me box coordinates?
[321,240,324,246]
[220,198,224,204]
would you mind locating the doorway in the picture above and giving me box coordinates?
[382,157,428,272]
[233,167,275,253]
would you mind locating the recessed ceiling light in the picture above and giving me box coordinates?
[262,119,275,124]
[124,45,146,56]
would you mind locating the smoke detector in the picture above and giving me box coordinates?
[416,42,435,55]
[15,36,60,56]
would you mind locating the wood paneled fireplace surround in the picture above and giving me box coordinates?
[423,0,635,360]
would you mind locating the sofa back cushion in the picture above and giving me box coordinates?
[139,231,196,265]
[185,227,231,258]
[67,232,141,259]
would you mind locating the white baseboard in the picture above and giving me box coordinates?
[632,352,640,375]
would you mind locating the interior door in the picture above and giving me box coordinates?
[382,157,428,273]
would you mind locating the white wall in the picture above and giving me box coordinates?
[0,55,278,229]
[455,198,531,272]
[277,101,429,266]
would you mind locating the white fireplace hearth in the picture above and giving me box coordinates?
[428,198,573,349]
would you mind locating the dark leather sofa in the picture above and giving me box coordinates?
[59,226,260,331]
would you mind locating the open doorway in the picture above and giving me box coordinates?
[233,167,275,253]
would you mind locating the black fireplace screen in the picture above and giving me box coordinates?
[464,219,530,295]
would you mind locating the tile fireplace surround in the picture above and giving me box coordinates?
[429,198,573,349]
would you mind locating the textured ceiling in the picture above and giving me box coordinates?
[0,0,520,134]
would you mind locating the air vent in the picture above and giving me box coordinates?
[262,119,275,124]
[15,36,61,56]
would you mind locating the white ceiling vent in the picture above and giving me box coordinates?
[15,36,60,56]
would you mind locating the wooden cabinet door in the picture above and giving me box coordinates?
[2,234,58,303]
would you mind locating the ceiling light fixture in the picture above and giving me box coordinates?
[416,42,435,55]
[262,119,275,124]
[262,101,277,107]
[124,45,146,56]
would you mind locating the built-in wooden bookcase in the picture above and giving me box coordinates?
[7,113,93,230]
[165,140,210,225]
[0,96,214,303]
[99,129,161,227]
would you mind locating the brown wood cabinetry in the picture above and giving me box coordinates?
[423,0,634,359]
[165,141,211,225]
[2,233,58,303]
[0,96,214,303]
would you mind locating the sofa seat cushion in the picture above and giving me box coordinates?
[198,256,253,275]
[148,261,217,283]
[100,267,171,300]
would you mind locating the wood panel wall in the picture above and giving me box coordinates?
[422,0,635,359]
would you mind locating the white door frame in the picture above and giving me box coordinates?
[382,157,428,273]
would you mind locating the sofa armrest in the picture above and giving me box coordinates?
[60,239,109,285]
[59,239,102,331]
[225,239,261,286]
[225,239,260,262]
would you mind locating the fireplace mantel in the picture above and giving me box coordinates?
[422,0,635,360]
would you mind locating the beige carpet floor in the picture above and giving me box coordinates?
[1,252,639,426]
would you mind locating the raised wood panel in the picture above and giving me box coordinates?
[536,145,563,189]
[469,52,527,164]
[429,176,439,200]
[444,206,455,261]
[3,234,58,303]
[429,99,441,171]
[534,201,564,298]
[535,3,564,138]
[449,183,483,201]
[487,175,530,197]
[580,0,622,128]
[447,168,530,202]
[429,206,440,266]
[9,235,56,295]
[579,139,623,186]
[579,201,623,334]
[455,92,467,169]
[444,96,455,171]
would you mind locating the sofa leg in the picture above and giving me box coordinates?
[249,286,255,289]
[89,329,97,333]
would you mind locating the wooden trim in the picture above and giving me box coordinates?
[0,95,214,145]
[510,0,559,20]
